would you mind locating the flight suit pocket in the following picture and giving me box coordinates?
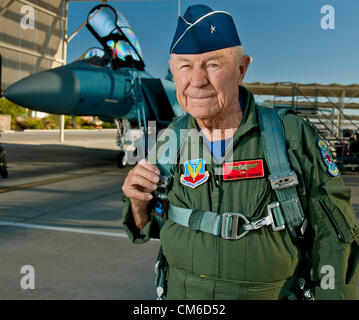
[317,196,357,245]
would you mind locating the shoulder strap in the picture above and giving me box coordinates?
[153,114,189,230]
[256,105,306,239]
[276,106,294,121]
[156,114,189,176]
[153,115,189,300]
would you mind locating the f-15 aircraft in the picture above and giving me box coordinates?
[3,4,186,167]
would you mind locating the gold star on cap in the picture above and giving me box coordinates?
[209,25,216,34]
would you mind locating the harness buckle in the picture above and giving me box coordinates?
[267,202,286,231]
[154,175,172,199]
[221,213,249,240]
[244,215,273,231]
[154,261,160,274]
[269,171,298,190]
[152,175,172,221]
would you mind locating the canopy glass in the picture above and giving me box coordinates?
[88,6,143,62]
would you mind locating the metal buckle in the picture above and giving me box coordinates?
[267,202,286,231]
[154,261,160,274]
[154,175,172,200]
[221,213,250,240]
[244,215,272,231]
[269,171,298,190]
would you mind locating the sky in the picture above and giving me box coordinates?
[67,0,359,87]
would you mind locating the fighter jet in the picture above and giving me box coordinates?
[3,4,186,167]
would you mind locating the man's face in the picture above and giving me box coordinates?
[170,47,249,120]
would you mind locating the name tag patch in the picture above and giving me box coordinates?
[223,159,265,181]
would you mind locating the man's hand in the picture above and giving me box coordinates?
[122,159,160,230]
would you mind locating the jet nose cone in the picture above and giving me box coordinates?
[4,66,80,114]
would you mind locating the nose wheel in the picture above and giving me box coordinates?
[117,150,127,168]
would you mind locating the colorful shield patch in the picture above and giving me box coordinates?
[223,159,265,181]
[317,138,339,177]
[180,159,209,189]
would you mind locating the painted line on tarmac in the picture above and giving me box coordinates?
[0,174,89,193]
[0,221,160,241]
[0,170,113,194]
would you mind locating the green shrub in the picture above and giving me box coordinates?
[43,115,60,128]
[0,97,27,129]
[0,99,117,130]
[13,118,27,131]
[77,117,94,127]
[0,97,26,117]
[25,118,44,129]
[43,119,57,129]
[101,121,116,128]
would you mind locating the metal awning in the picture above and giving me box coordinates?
[264,100,359,110]
[243,82,359,99]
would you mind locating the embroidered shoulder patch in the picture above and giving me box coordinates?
[180,159,209,189]
[317,138,339,177]
[223,159,265,181]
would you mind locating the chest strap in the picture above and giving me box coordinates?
[168,203,285,240]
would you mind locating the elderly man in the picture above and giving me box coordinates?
[121,5,359,300]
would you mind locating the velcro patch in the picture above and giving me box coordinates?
[223,159,265,181]
[180,159,209,188]
[317,138,339,177]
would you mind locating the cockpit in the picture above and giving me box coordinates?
[78,47,111,67]
[86,4,145,70]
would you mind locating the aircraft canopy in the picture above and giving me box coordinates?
[77,47,111,67]
[87,5,144,66]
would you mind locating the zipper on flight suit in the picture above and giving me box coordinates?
[214,175,220,188]
[317,200,344,243]
[214,164,223,279]
[213,164,223,211]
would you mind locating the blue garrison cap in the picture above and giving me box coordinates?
[170,4,241,54]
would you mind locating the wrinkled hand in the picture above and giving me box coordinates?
[122,159,160,229]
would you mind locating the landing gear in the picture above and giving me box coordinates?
[115,119,132,168]
[0,145,8,178]
[117,150,127,168]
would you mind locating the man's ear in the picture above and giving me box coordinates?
[238,55,251,84]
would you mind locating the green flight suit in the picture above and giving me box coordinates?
[122,86,359,300]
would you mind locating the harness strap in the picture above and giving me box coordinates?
[168,205,222,235]
[256,105,306,238]
[168,203,285,240]
[154,114,189,300]
[156,114,189,176]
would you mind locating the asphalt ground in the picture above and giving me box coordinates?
[0,130,159,300]
[0,130,358,300]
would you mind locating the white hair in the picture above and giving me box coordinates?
[231,45,245,68]
[235,45,245,56]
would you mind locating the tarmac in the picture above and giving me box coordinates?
[0,130,159,300]
[0,129,358,300]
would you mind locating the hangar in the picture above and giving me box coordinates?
[0,0,70,93]
[0,0,110,134]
